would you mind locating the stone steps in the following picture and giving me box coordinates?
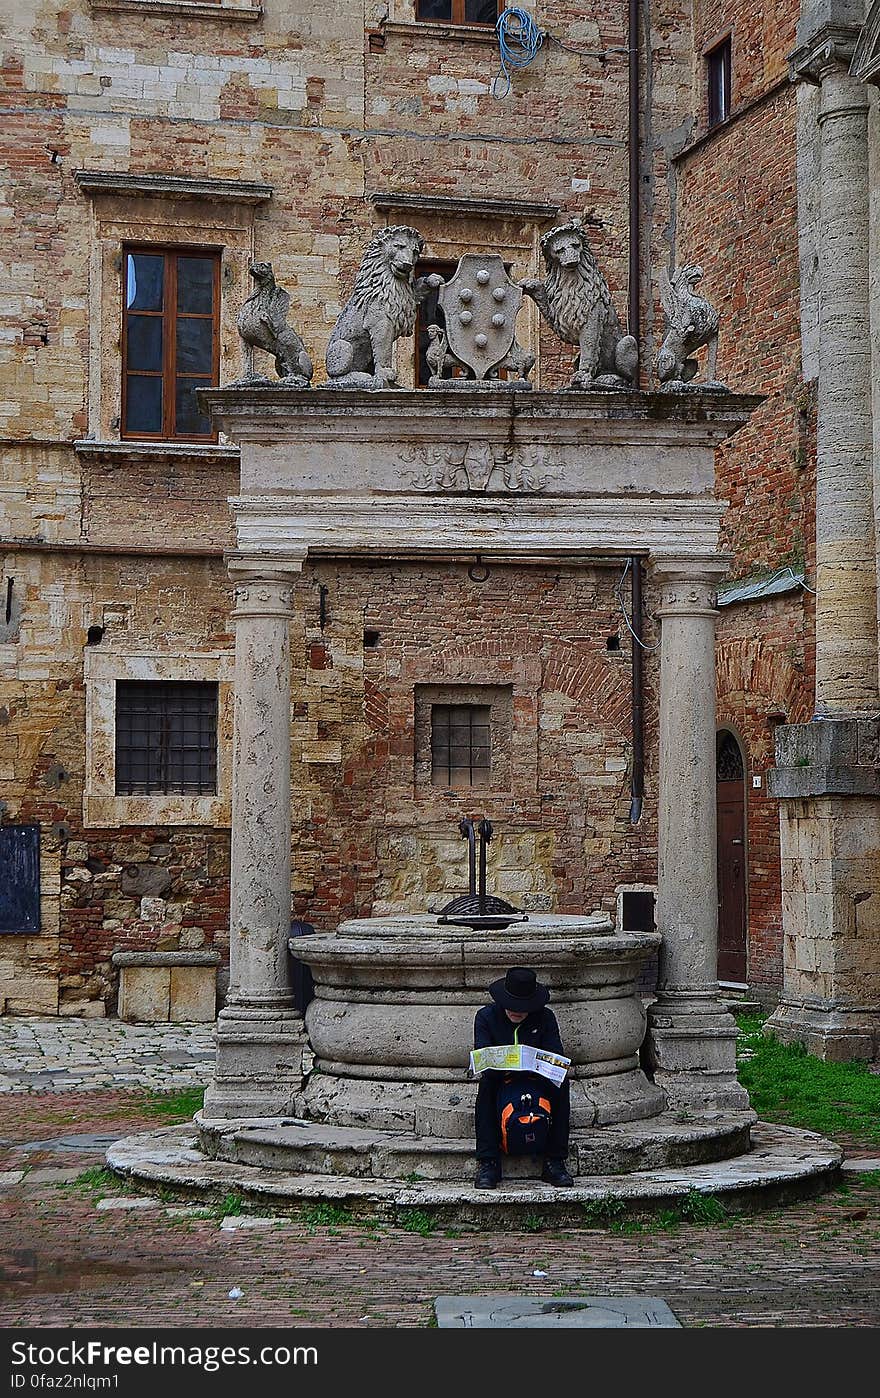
[106,1120,843,1227]
[197,1108,757,1181]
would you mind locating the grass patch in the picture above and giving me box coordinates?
[396,1208,437,1237]
[301,1201,355,1230]
[66,1166,130,1196]
[736,1013,880,1143]
[580,1194,627,1226]
[137,1087,205,1122]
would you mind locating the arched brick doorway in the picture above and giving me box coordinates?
[716,729,747,984]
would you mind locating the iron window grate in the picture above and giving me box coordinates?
[115,680,218,795]
[431,704,491,788]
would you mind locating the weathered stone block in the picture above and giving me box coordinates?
[118,966,169,1022]
[169,965,216,1022]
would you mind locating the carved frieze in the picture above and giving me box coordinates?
[401,442,561,494]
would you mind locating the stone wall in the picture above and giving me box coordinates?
[0,0,819,1009]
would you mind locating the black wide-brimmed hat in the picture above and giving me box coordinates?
[489,966,550,1013]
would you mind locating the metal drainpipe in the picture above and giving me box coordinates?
[628,0,641,361]
[630,556,645,824]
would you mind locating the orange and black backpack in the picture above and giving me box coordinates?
[498,1080,553,1156]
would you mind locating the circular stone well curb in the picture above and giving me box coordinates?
[107,1122,842,1228]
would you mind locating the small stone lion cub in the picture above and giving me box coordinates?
[520,218,638,390]
[325,226,441,388]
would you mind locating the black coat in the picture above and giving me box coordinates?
[473,1002,565,1068]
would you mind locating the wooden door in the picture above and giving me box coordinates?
[716,731,747,983]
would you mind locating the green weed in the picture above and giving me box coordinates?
[580,1194,627,1226]
[396,1208,436,1237]
[736,1012,880,1142]
[522,1212,545,1233]
[67,1167,129,1196]
[301,1201,354,1229]
[138,1087,206,1122]
[678,1189,728,1224]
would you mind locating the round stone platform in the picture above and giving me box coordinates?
[197,1108,754,1180]
[107,1120,842,1228]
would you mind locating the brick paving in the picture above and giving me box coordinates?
[1,1017,880,1328]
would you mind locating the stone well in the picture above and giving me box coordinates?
[292,913,664,1139]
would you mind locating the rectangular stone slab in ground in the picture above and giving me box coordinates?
[435,1296,681,1328]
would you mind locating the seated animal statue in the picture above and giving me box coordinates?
[520,219,638,390]
[325,226,441,388]
[656,264,723,389]
[236,262,313,384]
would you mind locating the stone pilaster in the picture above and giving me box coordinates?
[766,26,880,1061]
[767,720,880,1059]
[646,555,750,1111]
[203,556,308,1120]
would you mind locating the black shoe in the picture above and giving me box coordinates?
[541,1158,574,1187]
[474,1160,501,1189]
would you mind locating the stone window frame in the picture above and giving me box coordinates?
[376,0,533,44]
[397,651,540,816]
[74,174,272,445]
[84,649,234,828]
[417,684,512,793]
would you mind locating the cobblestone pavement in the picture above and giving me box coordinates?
[1,1017,880,1328]
[0,1015,215,1093]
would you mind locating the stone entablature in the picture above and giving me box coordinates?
[204,387,761,566]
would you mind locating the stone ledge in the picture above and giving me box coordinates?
[90,0,262,21]
[73,439,239,463]
[372,20,499,46]
[112,951,221,968]
[368,192,560,222]
[74,171,273,204]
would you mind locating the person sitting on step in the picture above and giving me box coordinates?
[472,966,574,1190]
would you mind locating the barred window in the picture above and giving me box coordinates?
[431,704,491,788]
[115,681,218,795]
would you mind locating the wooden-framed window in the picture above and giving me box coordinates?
[122,247,220,441]
[431,703,491,788]
[115,680,219,796]
[707,37,732,128]
[415,0,500,25]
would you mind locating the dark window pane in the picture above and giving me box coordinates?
[417,0,453,18]
[126,253,164,311]
[176,316,214,373]
[126,315,163,372]
[125,375,163,434]
[116,681,217,795]
[465,0,497,22]
[177,256,215,315]
[175,376,212,436]
[708,40,731,127]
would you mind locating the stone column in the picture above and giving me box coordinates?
[646,555,750,1111]
[203,556,307,1120]
[812,57,877,712]
[766,30,880,1061]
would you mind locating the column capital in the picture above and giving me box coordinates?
[789,24,861,85]
[651,551,731,589]
[652,554,731,618]
[226,552,305,618]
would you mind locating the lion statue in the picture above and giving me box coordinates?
[520,219,638,390]
[325,226,442,389]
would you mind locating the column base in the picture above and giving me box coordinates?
[765,998,880,1062]
[646,994,751,1112]
[202,1003,308,1120]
